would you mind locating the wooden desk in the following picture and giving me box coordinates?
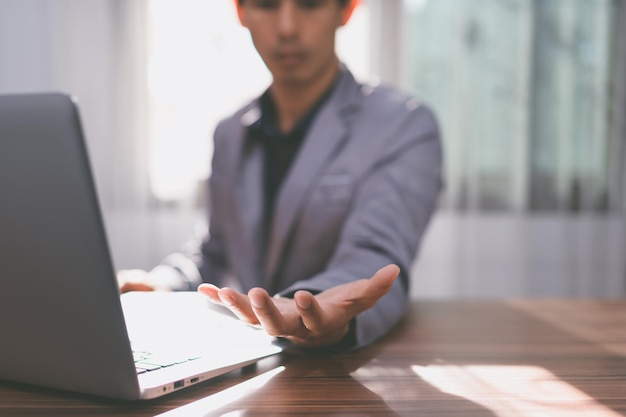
[1,299,625,416]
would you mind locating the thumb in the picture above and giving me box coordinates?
[366,264,400,298]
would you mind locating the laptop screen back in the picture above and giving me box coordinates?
[0,93,140,399]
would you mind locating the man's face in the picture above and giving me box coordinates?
[237,0,351,87]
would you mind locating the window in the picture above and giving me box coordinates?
[146,0,371,202]
[404,0,625,212]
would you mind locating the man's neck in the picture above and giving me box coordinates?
[269,58,339,134]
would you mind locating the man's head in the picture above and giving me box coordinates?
[234,0,359,89]
[238,0,351,6]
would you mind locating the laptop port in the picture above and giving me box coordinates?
[174,380,184,389]
[190,377,199,384]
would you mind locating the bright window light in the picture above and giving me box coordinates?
[147,0,269,201]
[147,0,370,202]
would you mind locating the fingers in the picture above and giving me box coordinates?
[321,264,400,320]
[197,285,260,325]
[351,264,400,313]
[199,286,300,337]
[248,288,295,337]
[366,264,400,297]
[197,283,222,303]
[294,290,325,332]
[295,290,353,346]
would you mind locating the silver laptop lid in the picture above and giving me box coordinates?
[0,93,140,400]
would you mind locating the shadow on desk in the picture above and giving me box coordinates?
[169,354,497,417]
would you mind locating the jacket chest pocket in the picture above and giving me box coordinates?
[307,174,353,208]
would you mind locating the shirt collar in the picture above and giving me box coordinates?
[250,76,339,141]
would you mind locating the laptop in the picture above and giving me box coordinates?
[0,93,282,400]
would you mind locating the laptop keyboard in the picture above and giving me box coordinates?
[133,350,201,375]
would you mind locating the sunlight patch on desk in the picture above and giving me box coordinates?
[350,360,423,403]
[412,364,621,417]
[156,366,285,417]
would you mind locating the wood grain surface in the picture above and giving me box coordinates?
[1,299,625,416]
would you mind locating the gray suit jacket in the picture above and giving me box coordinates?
[192,66,442,348]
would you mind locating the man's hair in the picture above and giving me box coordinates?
[238,0,351,6]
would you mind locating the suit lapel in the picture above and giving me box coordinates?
[263,69,362,285]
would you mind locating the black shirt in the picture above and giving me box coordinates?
[248,84,335,248]
[246,81,357,351]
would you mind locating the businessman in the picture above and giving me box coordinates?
[119,0,443,350]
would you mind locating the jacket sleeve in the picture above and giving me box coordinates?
[279,104,444,349]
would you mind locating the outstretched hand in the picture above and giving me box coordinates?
[197,264,400,348]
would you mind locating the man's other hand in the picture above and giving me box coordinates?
[117,269,155,293]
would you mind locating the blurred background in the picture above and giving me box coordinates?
[0,0,624,298]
